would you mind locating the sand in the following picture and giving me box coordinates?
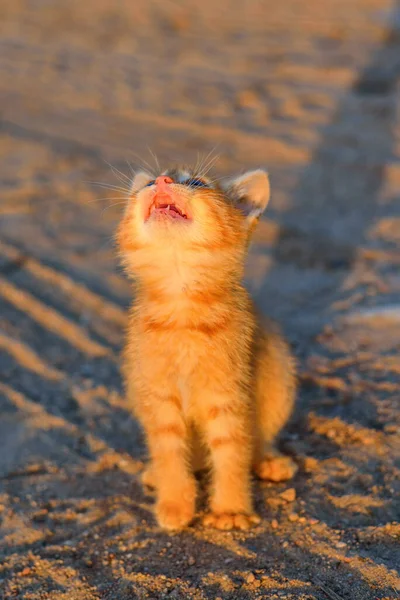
[0,0,399,598]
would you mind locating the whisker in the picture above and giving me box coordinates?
[194,150,209,176]
[192,152,200,178]
[126,160,136,177]
[195,144,220,178]
[86,196,129,204]
[198,152,220,178]
[101,201,128,216]
[104,160,132,186]
[125,156,152,175]
[147,146,161,172]
[85,181,131,193]
[128,151,156,176]
[196,162,215,181]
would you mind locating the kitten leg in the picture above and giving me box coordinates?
[140,396,196,531]
[200,394,260,530]
[253,329,298,482]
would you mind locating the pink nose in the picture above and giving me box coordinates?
[155,175,173,192]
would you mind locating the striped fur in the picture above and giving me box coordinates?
[116,167,297,531]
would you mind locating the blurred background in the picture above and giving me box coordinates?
[0,1,399,599]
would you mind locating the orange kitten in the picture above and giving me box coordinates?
[116,166,297,531]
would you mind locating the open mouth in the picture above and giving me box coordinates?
[145,194,191,222]
[150,202,188,219]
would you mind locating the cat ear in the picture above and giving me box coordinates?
[130,171,154,194]
[225,169,270,224]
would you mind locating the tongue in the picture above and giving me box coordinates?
[155,206,184,219]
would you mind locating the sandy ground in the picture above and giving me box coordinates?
[0,1,399,598]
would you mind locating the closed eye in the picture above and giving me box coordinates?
[144,180,156,187]
[183,178,208,188]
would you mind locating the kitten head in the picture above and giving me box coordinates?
[117,166,270,281]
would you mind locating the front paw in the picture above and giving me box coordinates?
[202,512,260,530]
[156,500,195,531]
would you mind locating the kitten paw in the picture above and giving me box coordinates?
[156,501,194,531]
[254,455,298,482]
[202,512,260,530]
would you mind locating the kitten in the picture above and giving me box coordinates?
[116,166,297,531]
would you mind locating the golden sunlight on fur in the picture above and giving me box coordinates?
[116,164,297,531]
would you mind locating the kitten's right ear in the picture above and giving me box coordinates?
[130,171,154,194]
[223,169,270,247]
[225,169,270,223]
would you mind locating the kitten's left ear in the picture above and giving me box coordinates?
[225,169,270,225]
